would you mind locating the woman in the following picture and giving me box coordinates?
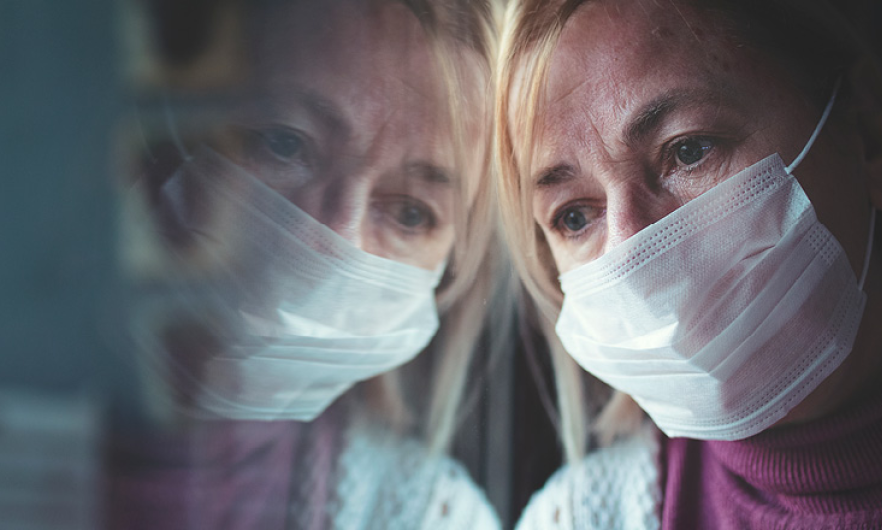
[109,0,506,527]
[496,0,882,527]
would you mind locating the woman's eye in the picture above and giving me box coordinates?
[379,198,436,234]
[259,128,306,163]
[553,205,597,236]
[674,137,714,167]
[563,209,588,232]
[396,204,429,228]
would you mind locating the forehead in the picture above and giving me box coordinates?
[247,0,488,198]
[250,0,447,133]
[546,0,738,125]
[524,0,798,168]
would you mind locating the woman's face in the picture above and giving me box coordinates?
[222,0,469,270]
[527,0,874,277]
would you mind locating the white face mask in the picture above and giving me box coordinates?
[130,149,443,422]
[555,81,876,440]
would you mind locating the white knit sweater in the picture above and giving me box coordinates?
[332,418,502,530]
[516,429,661,530]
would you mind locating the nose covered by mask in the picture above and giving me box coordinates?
[555,81,876,441]
[129,149,443,422]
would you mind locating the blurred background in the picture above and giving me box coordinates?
[1,1,126,528]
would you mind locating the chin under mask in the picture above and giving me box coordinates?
[555,80,876,441]
[130,149,443,422]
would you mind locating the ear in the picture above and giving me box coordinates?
[847,54,882,209]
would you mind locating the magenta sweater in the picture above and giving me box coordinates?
[660,386,882,529]
[107,409,341,530]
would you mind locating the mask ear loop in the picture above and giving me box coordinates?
[786,77,842,174]
[858,209,876,291]
[784,77,875,291]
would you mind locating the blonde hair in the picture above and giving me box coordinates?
[494,0,875,462]
[373,0,514,454]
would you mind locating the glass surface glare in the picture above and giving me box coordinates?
[0,0,515,528]
[111,0,510,527]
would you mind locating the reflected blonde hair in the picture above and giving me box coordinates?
[358,0,513,454]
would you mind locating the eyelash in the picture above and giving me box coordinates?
[250,126,312,166]
[225,124,319,192]
[550,202,603,241]
[375,195,438,237]
[548,136,720,239]
[661,135,719,177]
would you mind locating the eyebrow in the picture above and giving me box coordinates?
[406,161,456,187]
[248,87,348,136]
[625,94,683,146]
[535,163,577,189]
[290,89,348,134]
[532,89,727,188]
[255,88,457,187]
[625,89,725,146]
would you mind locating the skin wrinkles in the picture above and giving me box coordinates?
[235,89,350,145]
[528,0,843,272]
[234,87,455,233]
[285,90,349,141]
[532,89,751,266]
[624,89,727,147]
[524,0,882,428]
[536,164,577,189]
[233,0,459,270]
[536,88,735,188]
[669,1,700,43]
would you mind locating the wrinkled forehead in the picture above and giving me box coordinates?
[250,0,440,116]
[550,1,707,90]
[254,1,423,69]
[247,0,488,199]
[507,0,756,161]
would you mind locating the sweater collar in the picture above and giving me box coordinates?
[707,383,882,496]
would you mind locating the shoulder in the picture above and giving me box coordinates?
[333,419,501,530]
[516,429,662,530]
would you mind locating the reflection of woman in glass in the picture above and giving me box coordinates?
[496,0,882,527]
[110,0,504,527]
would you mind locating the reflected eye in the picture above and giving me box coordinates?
[223,124,317,193]
[396,204,429,228]
[260,128,306,163]
[377,197,437,235]
[674,138,713,167]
